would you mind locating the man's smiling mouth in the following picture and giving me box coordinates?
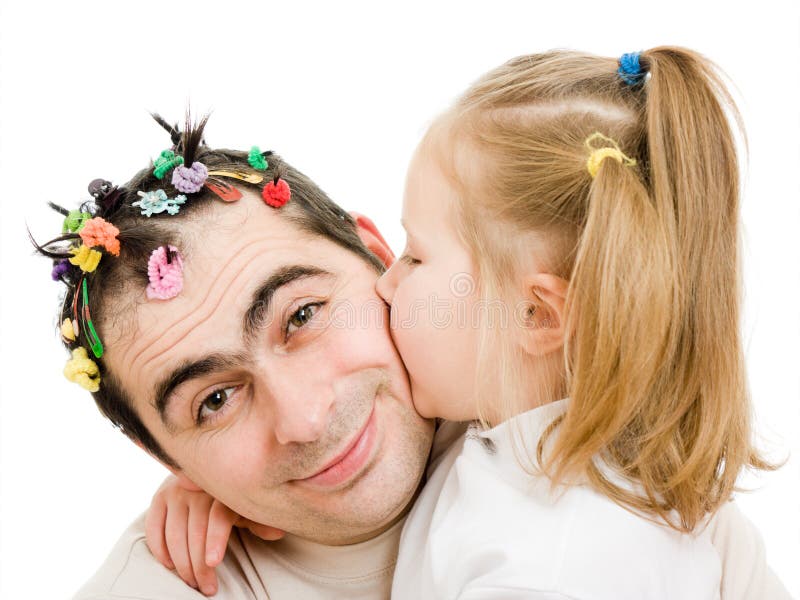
[294,404,378,489]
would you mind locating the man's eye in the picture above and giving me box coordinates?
[285,302,324,338]
[197,386,236,424]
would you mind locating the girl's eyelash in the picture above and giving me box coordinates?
[399,254,421,266]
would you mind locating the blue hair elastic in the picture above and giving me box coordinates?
[618,51,645,86]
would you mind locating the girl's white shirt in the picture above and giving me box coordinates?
[391,398,791,600]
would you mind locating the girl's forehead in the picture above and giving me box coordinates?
[403,158,466,255]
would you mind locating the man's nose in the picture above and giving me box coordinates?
[265,376,335,445]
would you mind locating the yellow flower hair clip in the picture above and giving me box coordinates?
[60,318,77,342]
[69,244,102,273]
[63,347,101,392]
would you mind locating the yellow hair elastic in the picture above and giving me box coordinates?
[63,347,101,392]
[585,132,637,178]
[60,318,76,342]
[69,244,102,273]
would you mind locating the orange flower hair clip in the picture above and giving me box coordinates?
[79,217,120,256]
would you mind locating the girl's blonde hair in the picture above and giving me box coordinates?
[426,47,773,532]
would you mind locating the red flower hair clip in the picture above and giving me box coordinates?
[262,175,291,208]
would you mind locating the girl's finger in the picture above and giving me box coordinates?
[187,497,218,596]
[144,494,174,570]
[164,501,198,591]
[205,500,239,567]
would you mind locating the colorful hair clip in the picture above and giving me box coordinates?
[63,347,101,392]
[134,189,187,216]
[172,162,208,194]
[208,170,264,184]
[80,278,104,358]
[52,258,71,281]
[618,51,645,86]
[206,181,243,202]
[248,146,269,171]
[262,176,291,208]
[79,217,120,256]
[60,318,77,342]
[69,244,102,273]
[153,150,185,180]
[62,210,91,233]
[585,132,637,178]
[70,277,81,336]
[146,245,184,300]
[88,179,124,214]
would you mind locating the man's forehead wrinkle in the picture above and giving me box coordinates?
[126,236,299,379]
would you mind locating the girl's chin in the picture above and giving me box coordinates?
[410,385,475,422]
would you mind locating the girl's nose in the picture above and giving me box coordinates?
[375,264,397,305]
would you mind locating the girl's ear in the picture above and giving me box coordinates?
[132,438,202,491]
[349,212,395,268]
[518,273,570,357]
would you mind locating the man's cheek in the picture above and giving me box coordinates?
[322,303,396,367]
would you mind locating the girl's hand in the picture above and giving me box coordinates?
[144,475,285,597]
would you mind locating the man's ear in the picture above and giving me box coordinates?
[349,212,395,268]
[132,438,203,492]
[518,273,570,357]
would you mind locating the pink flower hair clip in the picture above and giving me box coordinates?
[146,245,184,300]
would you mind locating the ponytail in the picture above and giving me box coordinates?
[549,47,771,531]
[438,46,773,532]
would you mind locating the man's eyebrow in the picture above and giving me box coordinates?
[153,353,249,430]
[242,265,332,343]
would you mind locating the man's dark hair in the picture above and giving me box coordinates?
[35,113,384,468]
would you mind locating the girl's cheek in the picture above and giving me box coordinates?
[387,283,465,421]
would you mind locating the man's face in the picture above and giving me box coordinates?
[104,190,434,544]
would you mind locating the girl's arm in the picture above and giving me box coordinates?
[144,475,284,597]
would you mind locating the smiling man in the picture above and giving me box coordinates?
[103,190,432,547]
[34,118,433,599]
[87,190,433,598]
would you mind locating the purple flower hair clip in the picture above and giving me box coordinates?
[51,258,71,281]
[172,162,208,194]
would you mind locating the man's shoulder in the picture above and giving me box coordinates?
[73,512,212,600]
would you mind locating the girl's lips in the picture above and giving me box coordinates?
[299,406,378,488]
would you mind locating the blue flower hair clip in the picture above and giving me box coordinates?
[618,51,646,86]
[133,189,187,217]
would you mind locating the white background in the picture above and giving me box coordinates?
[1,1,798,598]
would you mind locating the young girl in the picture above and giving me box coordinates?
[377,45,779,599]
[147,46,788,598]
